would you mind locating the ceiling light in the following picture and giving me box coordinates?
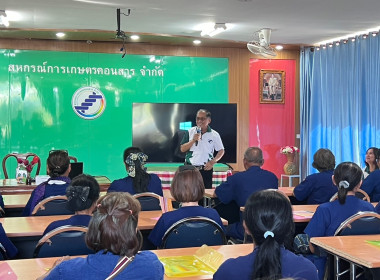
[193,40,201,45]
[130,35,140,40]
[275,45,283,50]
[201,23,227,37]
[0,10,9,27]
[56,32,66,38]
[316,25,380,45]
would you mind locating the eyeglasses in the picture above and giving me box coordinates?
[196,117,207,121]
[49,150,68,155]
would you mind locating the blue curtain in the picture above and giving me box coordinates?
[300,34,380,178]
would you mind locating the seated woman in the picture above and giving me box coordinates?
[214,190,318,280]
[148,165,224,248]
[362,147,379,179]
[37,192,164,280]
[305,162,375,280]
[43,174,100,235]
[23,150,71,216]
[293,148,337,204]
[362,149,380,202]
[0,223,18,259]
[107,147,163,196]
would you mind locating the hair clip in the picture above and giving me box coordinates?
[264,231,274,239]
[339,180,350,189]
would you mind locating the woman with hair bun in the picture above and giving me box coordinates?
[23,150,71,216]
[38,192,164,280]
[43,174,100,235]
[304,162,375,280]
[293,148,337,204]
[214,190,318,280]
[108,147,163,196]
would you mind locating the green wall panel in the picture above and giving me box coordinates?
[0,49,228,180]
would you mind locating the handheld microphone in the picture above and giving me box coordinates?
[195,126,201,146]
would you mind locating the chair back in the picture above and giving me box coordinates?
[2,152,41,179]
[160,216,227,249]
[334,211,380,236]
[329,189,370,202]
[32,195,75,216]
[354,189,370,201]
[33,226,94,258]
[0,243,7,260]
[133,192,162,211]
[68,156,78,163]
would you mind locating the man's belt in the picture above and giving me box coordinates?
[185,163,205,170]
[193,165,205,170]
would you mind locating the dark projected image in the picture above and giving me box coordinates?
[132,103,237,163]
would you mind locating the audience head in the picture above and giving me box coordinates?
[377,149,380,168]
[312,148,335,172]
[243,190,294,279]
[123,147,150,193]
[333,162,362,204]
[365,147,379,170]
[86,192,141,257]
[171,165,205,202]
[66,174,100,213]
[243,147,264,169]
[47,150,70,178]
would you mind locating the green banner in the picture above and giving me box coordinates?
[0,50,228,180]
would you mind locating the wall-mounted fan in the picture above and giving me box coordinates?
[247,28,276,57]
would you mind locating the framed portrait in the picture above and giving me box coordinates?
[259,70,285,104]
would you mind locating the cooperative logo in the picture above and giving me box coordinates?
[72,86,106,120]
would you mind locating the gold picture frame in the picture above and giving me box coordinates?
[259,70,285,104]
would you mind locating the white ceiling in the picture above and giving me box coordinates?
[1,0,380,46]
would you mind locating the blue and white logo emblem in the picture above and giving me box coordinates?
[72,86,106,120]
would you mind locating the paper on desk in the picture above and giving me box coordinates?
[293,210,314,218]
[0,262,17,280]
[159,245,224,277]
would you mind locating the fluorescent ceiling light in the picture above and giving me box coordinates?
[275,45,283,50]
[0,10,9,27]
[130,35,140,40]
[193,40,201,45]
[201,23,227,37]
[56,32,66,38]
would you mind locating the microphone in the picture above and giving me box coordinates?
[195,126,201,146]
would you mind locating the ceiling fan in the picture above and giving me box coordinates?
[247,28,276,57]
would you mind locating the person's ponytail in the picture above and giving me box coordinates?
[252,234,281,280]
